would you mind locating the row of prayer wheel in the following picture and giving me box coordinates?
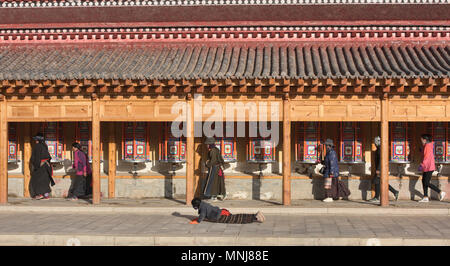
[6,122,450,165]
[296,122,450,164]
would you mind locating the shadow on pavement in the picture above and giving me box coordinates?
[171,212,196,221]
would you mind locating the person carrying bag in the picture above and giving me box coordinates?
[321,139,350,202]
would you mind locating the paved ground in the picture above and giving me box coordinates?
[5,197,450,208]
[0,198,449,246]
[0,212,448,246]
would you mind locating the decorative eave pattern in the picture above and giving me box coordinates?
[1,0,448,8]
[0,43,448,81]
[0,25,449,43]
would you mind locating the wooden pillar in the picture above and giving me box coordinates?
[0,96,7,203]
[186,93,194,205]
[370,122,376,199]
[282,93,291,206]
[92,95,101,204]
[108,122,116,198]
[380,93,389,207]
[24,123,31,198]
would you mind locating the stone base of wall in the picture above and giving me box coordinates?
[8,177,450,201]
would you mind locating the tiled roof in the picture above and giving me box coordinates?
[0,43,448,81]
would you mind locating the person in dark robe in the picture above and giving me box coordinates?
[321,139,350,202]
[368,136,399,203]
[29,132,55,200]
[203,137,226,201]
[189,198,265,224]
[67,142,91,201]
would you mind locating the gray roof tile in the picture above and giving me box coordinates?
[0,43,448,81]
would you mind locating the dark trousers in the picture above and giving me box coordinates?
[325,177,351,199]
[85,174,93,196]
[373,176,398,199]
[68,175,86,198]
[422,171,441,197]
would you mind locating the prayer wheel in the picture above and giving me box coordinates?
[215,137,237,163]
[295,122,320,163]
[339,122,363,163]
[247,138,276,163]
[122,122,151,163]
[40,122,65,163]
[8,123,18,163]
[429,122,450,163]
[75,122,93,162]
[390,122,413,163]
[159,122,186,163]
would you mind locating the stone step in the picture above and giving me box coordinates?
[0,205,448,215]
[0,234,448,246]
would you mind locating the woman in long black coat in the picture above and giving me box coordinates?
[203,137,226,201]
[29,133,55,200]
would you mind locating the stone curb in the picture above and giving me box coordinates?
[0,206,448,215]
[0,234,448,246]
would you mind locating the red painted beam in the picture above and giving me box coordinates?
[0,5,448,27]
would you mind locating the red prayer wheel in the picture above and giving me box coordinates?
[8,122,18,163]
[295,122,321,163]
[428,122,450,163]
[75,122,93,162]
[40,122,65,163]
[339,122,364,163]
[390,122,413,163]
[247,138,276,163]
[214,137,237,163]
[122,122,151,163]
[159,122,186,163]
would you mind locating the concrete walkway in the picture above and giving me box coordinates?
[0,198,448,246]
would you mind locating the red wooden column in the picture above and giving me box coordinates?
[0,96,7,204]
[283,93,291,206]
[92,95,101,204]
[186,93,194,205]
[380,93,389,207]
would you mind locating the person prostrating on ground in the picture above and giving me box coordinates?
[189,198,265,224]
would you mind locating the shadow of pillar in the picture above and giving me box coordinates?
[252,174,261,200]
[194,142,206,199]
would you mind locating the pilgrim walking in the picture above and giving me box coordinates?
[368,136,399,203]
[67,142,92,201]
[203,137,226,201]
[29,132,55,200]
[418,134,446,202]
[189,198,265,224]
[321,139,351,202]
